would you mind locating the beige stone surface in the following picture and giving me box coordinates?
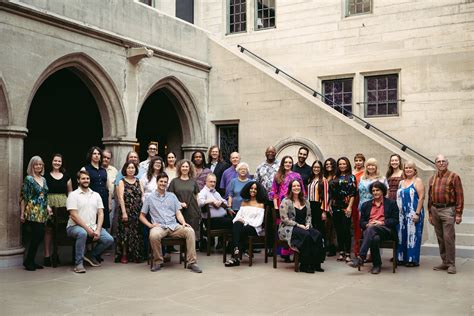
[0,253,473,315]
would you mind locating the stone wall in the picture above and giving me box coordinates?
[197,0,474,206]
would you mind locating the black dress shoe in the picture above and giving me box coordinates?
[43,257,51,267]
[313,264,325,272]
[24,265,36,271]
[34,263,44,269]
[299,264,314,273]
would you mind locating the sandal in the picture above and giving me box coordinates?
[337,252,344,261]
[224,257,240,267]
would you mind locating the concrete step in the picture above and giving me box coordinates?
[456,233,474,246]
[421,243,474,259]
[456,216,474,234]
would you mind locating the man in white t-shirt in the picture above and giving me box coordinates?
[66,170,114,273]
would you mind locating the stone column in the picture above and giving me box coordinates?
[102,137,138,167]
[181,143,209,160]
[0,126,28,268]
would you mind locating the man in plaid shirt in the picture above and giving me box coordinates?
[428,154,464,274]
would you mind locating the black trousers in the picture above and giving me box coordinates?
[232,221,257,250]
[310,201,327,244]
[360,225,392,267]
[333,209,352,254]
[209,216,233,230]
[23,220,45,266]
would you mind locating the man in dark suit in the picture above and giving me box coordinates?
[348,181,399,274]
[205,145,229,196]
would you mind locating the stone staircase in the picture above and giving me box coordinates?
[421,208,474,259]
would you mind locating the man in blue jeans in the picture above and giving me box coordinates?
[67,170,113,273]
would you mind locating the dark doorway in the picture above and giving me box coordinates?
[136,89,183,162]
[25,68,103,184]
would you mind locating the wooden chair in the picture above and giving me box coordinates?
[222,206,269,266]
[272,208,300,272]
[201,205,232,257]
[247,206,269,266]
[358,236,398,273]
[148,236,187,270]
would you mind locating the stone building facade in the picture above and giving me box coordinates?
[0,0,472,266]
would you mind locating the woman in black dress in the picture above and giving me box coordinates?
[279,180,325,273]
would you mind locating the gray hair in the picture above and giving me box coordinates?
[26,156,44,176]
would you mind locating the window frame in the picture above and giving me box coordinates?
[322,78,354,117]
[345,0,372,17]
[364,73,400,118]
[255,0,276,31]
[227,0,247,35]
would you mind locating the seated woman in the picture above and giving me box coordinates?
[279,180,325,273]
[225,181,267,267]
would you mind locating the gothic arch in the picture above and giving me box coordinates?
[25,52,127,139]
[0,77,11,126]
[140,76,205,146]
[274,137,325,161]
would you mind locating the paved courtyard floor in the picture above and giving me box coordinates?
[1,251,473,315]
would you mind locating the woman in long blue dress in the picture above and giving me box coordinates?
[396,161,425,267]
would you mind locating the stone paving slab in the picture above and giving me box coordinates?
[1,253,473,315]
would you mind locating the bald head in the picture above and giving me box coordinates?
[265,146,276,163]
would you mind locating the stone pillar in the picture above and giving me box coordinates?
[181,143,209,159]
[102,137,138,167]
[0,126,28,268]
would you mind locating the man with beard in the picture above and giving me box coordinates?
[66,170,114,273]
[292,147,312,186]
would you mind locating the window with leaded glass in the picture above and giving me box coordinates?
[256,0,276,30]
[228,0,247,34]
[139,0,153,6]
[322,78,353,116]
[218,124,239,163]
[347,0,372,16]
[365,74,399,117]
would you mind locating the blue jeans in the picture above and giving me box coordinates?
[67,225,114,265]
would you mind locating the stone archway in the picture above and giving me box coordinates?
[138,76,206,158]
[274,137,324,164]
[0,77,11,126]
[25,52,127,139]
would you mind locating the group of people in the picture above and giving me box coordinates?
[20,142,464,275]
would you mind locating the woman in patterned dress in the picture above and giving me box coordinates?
[397,161,425,267]
[116,161,144,263]
[20,156,51,271]
[191,150,211,191]
[271,155,305,262]
[329,157,357,262]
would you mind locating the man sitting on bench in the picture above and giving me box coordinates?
[348,181,399,274]
[139,172,202,273]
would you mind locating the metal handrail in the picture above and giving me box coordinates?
[237,44,435,165]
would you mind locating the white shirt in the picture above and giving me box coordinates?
[140,174,157,198]
[66,188,104,230]
[233,205,265,235]
[197,185,228,218]
[104,165,118,196]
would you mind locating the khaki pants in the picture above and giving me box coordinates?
[149,225,197,265]
[431,206,456,265]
